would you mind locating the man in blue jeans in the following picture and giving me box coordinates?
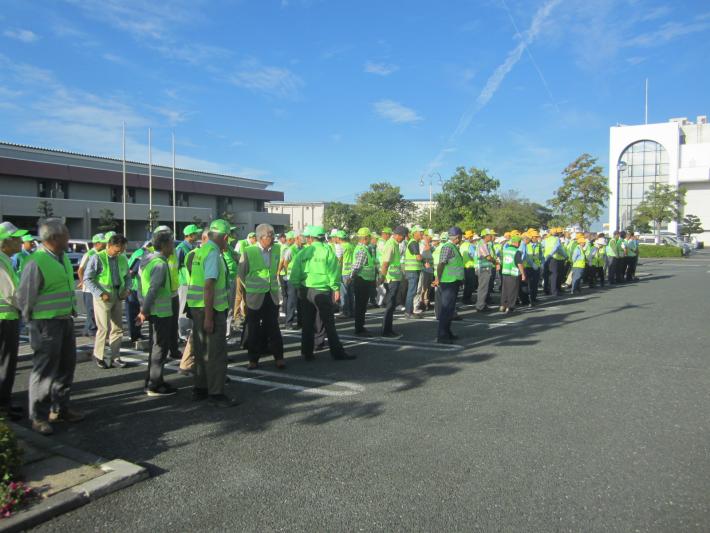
[403,225,424,319]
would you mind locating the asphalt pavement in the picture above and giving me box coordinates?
[11,251,710,532]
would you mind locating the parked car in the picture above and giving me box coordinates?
[67,239,90,275]
[637,234,692,256]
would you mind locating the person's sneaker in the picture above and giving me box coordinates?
[207,394,239,408]
[32,419,53,435]
[49,408,85,423]
[192,388,208,401]
[404,313,422,320]
[332,351,356,360]
[94,357,110,369]
[146,383,178,397]
[112,358,128,369]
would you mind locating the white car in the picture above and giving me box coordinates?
[637,234,692,256]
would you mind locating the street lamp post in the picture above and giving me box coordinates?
[419,172,443,226]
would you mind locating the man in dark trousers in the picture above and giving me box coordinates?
[432,227,465,344]
[380,226,407,337]
[348,227,377,337]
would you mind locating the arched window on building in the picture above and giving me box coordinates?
[617,140,669,231]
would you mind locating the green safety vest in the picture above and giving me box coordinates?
[243,244,280,299]
[0,253,19,320]
[304,242,337,290]
[223,248,238,283]
[176,241,193,286]
[606,238,618,258]
[341,242,355,276]
[432,244,441,278]
[354,244,375,281]
[14,249,32,274]
[476,241,494,269]
[167,253,179,293]
[140,256,173,317]
[501,245,521,277]
[592,246,606,267]
[186,241,229,311]
[492,242,502,260]
[27,249,76,319]
[544,236,566,261]
[567,240,578,264]
[439,242,465,283]
[572,247,587,269]
[526,242,542,267]
[286,244,303,277]
[376,239,387,265]
[383,239,402,282]
[403,239,422,272]
[460,242,475,269]
[96,250,128,294]
[128,248,145,291]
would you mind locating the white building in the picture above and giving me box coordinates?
[265,201,328,232]
[407,198,438,226]
[609,115,710,243]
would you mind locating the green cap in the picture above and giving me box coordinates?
[152,226,171,235]
[381,227,392,234]
[183,224,200,236]
[102,231,117,242]
[22,234,35,243]
[510,235,522,244]
[209,219,231,235]
[0,222,28,238]
[411,225,424,233]
[247,231,256,238]
[310,225,326,237]
[285,230,296,239]
[480,228,496,236]
[357,227,371,237]
[91,233,105,243]
[302,226,313,237]
[336,230,347,239]
[439,232,449,242]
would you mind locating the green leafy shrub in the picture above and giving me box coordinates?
[638,244,683,258]
[0,419,22,483]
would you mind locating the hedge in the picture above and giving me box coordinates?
[0,419,22,483]
[638,244,683,258]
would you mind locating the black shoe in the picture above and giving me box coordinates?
[381,331,401,338]
[112,358,128,369]
[436,337,453,344]
[192,388,208,401]
[355,329,373,337]
[146,383,178,397]
[94,357,110,369]
[332,351,356,360]
[207,394,240,408]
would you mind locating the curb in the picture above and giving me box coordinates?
[1,424,149,532]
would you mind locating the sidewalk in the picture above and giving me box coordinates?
[1,423,148,532]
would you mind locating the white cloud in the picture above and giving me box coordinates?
[154,108,190,126]
[229,60,304,99]
[364,61,399,76]
[3,29,39,43]
[373,99,422,124]
[627,19,710,47]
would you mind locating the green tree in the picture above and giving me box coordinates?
[547,154,610,230]
[354,182,415,231]
[146,209,160,233]
[429,166,500,231]
[37,200,54,220]
[633,183,686,244]
[629,213,652,234]
[487,190,545,233]
[680,214,704,237]
[324,202,360,232]
[97,208,118,232]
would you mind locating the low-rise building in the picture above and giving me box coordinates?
[266,201,328,232]
[0,142,288,240]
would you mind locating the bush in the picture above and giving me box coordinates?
[0,419,22,483]
[638,244,683,258]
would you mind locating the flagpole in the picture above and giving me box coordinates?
[644,78,648,125]
[148,127,153,230]
[172,131,177,234]
[122,122,127,235]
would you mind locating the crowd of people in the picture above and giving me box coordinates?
[0,217,640,435]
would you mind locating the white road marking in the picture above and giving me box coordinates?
[281,331,463,352]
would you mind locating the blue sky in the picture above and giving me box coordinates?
[1,0,709,207]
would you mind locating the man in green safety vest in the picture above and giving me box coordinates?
[337,230,355,319]
[474,228,498,312]
[590,237,607,287]
[84,231,130,369]
[500,235,526,314]
[0,223,26,421]
[126,240,151,343]
[238,223,285,370]
[12,234,35,274]
[460,229,476,305]
[76,233,105,338]
[176,224,201,341]
[379,226,407,337]
[432,227,465,344]
[375,227,392,306]
[570,235,588,294]
[289,225,354,360]
[279,230,305,330]
[348,227,377,336]
[136,229,178,396]
[625,231,639,282]
[187,219,237,407]
[606,231,620,285]
[18,218,84,435]
[403,225,424,319]
[543,227,567,297]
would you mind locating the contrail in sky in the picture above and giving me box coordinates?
[423,0,562,176]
